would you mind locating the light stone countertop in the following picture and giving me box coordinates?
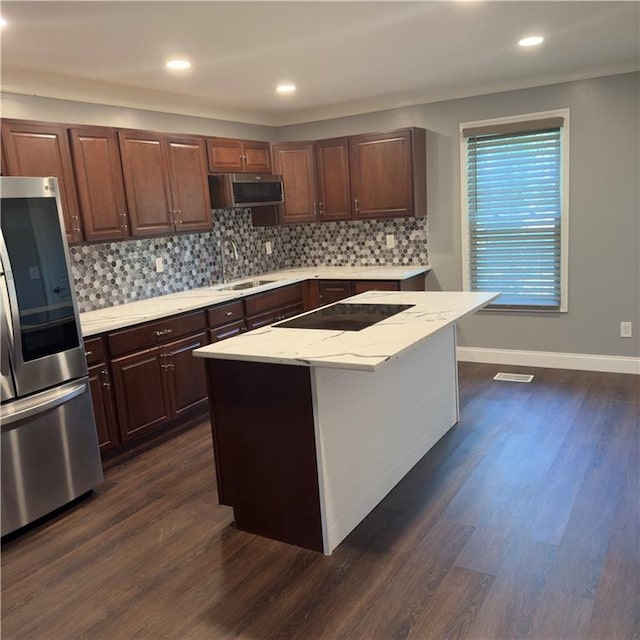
[79,265,430,337]
[193,290,498,372]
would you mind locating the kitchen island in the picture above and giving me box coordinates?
[193,290,497,554]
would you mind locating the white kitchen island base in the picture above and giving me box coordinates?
[195,291,497,554]
[312,324,457,554]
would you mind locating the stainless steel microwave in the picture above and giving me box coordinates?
[209,173,284,208]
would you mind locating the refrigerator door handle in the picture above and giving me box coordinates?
[1,380,87,429]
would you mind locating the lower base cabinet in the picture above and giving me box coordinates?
[87,362,120,453]
[111,332,208,442]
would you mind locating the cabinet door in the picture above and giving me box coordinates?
[242,141,272,173]
[353,280,400,294]
[349,129,414,219]
[1,120,82,243]
[318,280,354,305]
[111,346,171,441]
[88,363,120,453]
[164,332,209,419]
[118,129,174,236]
[272,142,318,224]
[69,126,130,241]
[165,136,212,232]
[206,137,244,173]
[316,138,352,221]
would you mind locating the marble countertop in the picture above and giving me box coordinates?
[79,265,430,337]
[193,290,498,372]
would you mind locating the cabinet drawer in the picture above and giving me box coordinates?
[246,311,277,331]
[353,280,400,294]
[108,310,207,357]
[244,284,303,317]
[83,336,106,365]
[209,320,246,342]
[279,302,305,321]
[207,300,244,327]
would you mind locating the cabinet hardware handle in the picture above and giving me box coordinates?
[176,210,182,226]
[154,328,172,337]
[225,311,233,316]
[354,199,360,214]
[101,369,111,388]
[313,202,317,216]
[120,212,129,230]
[319,202,325,213]
[85,350,92,357]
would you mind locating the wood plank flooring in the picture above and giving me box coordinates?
[2,363,638,639]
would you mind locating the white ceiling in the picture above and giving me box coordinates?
[1,1,639,126]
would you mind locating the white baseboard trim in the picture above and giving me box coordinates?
[457,347,640,375]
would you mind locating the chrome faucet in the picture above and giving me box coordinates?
[219,236,239,283]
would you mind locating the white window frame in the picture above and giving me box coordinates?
[460,108,570,312]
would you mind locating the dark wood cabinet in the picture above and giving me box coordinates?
[111,346,172,442]
[85,336,119,453]
[274,128,426,224]
[164,332,209,418]
[118,129,211,236]
[316,138,352,222]
[69,126,130,241]
[271,142,318,224]
[165,136,213,232]
[349,128,426,220]
[245,284,305,329]
[208,300,247,341]
[88,363,120,452]
[1,119,82,243]
[317,280,354,305]
[206,137,271,174]
[110,330,209,443]
[353,280,400,294]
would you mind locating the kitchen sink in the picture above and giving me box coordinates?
[218,279,276,291]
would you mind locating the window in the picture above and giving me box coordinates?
[461,110,569,311]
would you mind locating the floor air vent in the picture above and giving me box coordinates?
[493,372,534,383]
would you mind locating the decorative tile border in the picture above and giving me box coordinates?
[71,209,427,312]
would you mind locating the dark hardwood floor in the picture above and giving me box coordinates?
[2,363,638,639]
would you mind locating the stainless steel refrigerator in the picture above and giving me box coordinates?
[1,176,103,536]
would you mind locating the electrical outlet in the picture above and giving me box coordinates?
[155,257,164,273]
[29,266,41,280]
[620,321,632,338]
[386,234,395,249]
[265,241,273,255]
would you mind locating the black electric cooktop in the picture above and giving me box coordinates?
[274,303,415,332]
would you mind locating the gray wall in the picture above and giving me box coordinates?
[1,92,275,140]
[279,73,640,358]
[3,73,638,357]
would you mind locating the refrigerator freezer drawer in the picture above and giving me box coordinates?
[1,378,104,536]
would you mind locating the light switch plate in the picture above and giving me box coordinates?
[386,234,395,249]
[265,241,273,255]
[155,257,164,273]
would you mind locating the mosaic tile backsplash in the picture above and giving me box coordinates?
[70,209,428,312]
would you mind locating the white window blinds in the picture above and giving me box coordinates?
[463,117,565,310]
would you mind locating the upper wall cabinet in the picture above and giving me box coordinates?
[1,119,83,243]
[349,128,426,220]
[271,142,318,224]
[206,137,272,174]
[315,137,352,222]
[69,126,130,242]
[272,138,352,224]
[118,130,212,236]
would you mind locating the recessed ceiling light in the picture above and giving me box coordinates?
[519,36,544,47]
[0,17,7,27]
[166,59,191,70]
[276,84,296,94]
